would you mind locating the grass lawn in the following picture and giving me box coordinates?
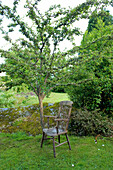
[43,92,70,103]
[0,132,113,170]
[15,92,70,107]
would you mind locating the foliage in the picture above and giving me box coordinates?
[66,78,113,116]
[69,108,113,136]
[0,83,30,108]
[0,133,113,169]
[52,85,65,93]
[0,0,112,128]
[0,90,16,108]
[66,19,113,116]
[10,83,29,93]
[87,9,113,33]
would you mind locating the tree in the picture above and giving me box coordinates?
[87,9,113,33]
[66,19,113,115]
[0,0,112,128]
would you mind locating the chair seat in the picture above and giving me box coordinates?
[43,128,66,136]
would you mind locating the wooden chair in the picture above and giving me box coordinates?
[41,101,73,158]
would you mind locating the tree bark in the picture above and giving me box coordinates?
[38,95,44,129]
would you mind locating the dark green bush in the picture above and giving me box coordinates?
[66,78,113,117]
[69,108,113,136]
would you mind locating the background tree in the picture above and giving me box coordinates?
[87,9,113,33]
[67,18,113,116]
[0,0,112,128]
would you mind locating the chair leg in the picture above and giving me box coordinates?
[58,135,60,143]
[53,137,56,158]
[65,133,71,150]
[41,132,45,148]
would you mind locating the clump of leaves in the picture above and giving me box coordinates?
[0,90,16,108]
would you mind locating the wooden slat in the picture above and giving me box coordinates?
[55,141,67,147]
[44,137,53,140]
[44,115,57,118]
[54,140,59,144]
[60,101,73,106]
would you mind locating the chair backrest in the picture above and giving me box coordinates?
[57,101,73,131]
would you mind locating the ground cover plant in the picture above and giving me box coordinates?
[0,132,113,169]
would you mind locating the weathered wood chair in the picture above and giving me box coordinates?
[41,101,73,158]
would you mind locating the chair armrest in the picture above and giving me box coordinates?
[44,116,57,118]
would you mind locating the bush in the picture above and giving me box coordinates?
[69,108,113,136]
[0,90,16,108]
[66,78,113,117]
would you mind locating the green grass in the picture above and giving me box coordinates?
[15,92,69,107]
[43,92,69,103]
[0,132,113,170]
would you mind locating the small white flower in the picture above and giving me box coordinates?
[102,144,104,146]
[98,149,100,150]
[72,164,74,167]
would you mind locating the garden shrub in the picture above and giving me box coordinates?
[66,78,113,117]
[0,90,16,108]
[69,108,113,136]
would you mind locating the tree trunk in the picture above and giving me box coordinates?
[38,95,44,129]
